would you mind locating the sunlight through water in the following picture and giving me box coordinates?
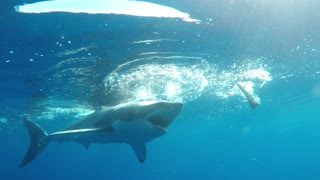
[15,0,200,23]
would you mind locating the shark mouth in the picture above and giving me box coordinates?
[147,115,172,130]
[145,102,183,130]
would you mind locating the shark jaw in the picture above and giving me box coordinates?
[19,101,183,167]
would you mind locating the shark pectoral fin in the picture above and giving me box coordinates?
[129,143,147,163]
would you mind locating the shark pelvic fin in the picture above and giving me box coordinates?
[129,143,147,163]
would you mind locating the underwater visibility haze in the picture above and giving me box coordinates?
[1,0,320,179]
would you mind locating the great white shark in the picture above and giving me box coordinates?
[20,101,183,167]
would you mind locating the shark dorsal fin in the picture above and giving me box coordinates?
[129,143,147,163]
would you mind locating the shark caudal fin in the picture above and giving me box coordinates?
[19,119,48,168]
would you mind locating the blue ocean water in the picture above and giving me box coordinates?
[1,0,320,179]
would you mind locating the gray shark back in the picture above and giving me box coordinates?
[63,101,182,130]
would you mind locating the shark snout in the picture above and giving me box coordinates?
[153,101,183,116]
[167,102,183,115]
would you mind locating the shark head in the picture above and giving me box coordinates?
[132,101,183,130]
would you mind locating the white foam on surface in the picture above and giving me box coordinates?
[104,55,272,104]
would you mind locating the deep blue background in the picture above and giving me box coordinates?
[1,0,320,179]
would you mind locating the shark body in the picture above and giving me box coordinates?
[20,101,183,167]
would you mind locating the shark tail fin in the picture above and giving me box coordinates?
[19,119,48,168]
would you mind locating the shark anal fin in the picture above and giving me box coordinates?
[129,143,147,163]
